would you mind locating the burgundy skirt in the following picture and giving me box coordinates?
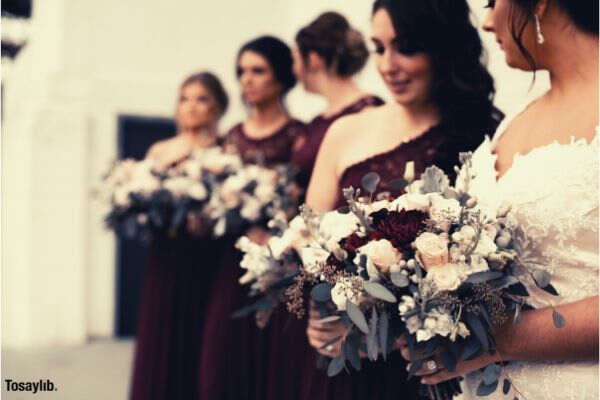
[130,235,221,400]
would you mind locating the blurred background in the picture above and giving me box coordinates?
[1,0,548,398]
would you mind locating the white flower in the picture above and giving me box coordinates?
[113,187,131,207]
[254,184,275,204]
[240,197,262,221]
[424,317,437,330]
[405,315,421,334]
[429,309,453,337]
[221,175,247,208]
[236,236,272,284]
[473,234,498,257]
[319,211,360,243]
[331,276,363,311]
[187,183,207,201]
[163,176,191,198]
[391,193,430,212]
[450,322,470,341]
[429,196,461,231]
[469,255,489,273]
[356,239,403,274]
[359,199,393,215]
[414,232,449,270]
[425,263,464,292]
[416,329,434,342]
[299,247,330,275]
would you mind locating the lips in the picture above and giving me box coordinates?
[387,79,411,94]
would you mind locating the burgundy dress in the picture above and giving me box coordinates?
[130,232,224,400]
[299,120,497,400]
[198,119,306,400]
[292,96,384,188]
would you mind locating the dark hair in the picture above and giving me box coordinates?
[372,0,501,133]
[236,35,296,96]
[180,72,229,116]
[507,0,598,71]
[296,11,369,77]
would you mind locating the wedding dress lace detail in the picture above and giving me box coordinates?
[460,123,599,399]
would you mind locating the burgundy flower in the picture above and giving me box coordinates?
[342,233,369,253]
[370,208,427,250]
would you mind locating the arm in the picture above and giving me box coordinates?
[403,296,599,384]
[305,119,349,212]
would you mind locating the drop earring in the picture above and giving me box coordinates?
[535,15,545,44]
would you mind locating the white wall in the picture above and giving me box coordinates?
[2,0,549,349]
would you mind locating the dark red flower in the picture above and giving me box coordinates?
[326,254,346,271]
[370,208,427,250]
[342,233,368,253]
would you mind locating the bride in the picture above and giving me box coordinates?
[400,0,598,398]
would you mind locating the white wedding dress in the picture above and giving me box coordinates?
[460,103,599,399]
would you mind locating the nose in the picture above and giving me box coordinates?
[481,9,494,32]
[378,48,398,76]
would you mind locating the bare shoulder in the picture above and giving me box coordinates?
[324,105,387,145]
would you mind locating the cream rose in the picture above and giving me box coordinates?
[319,211,360,243]
[414,232,449,270]
[429,197,461,231]
[356,239,403,274]
[187,182,207,201]
[425,263,463,292]
[391,193,430,212]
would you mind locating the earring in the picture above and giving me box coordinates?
[535,15,545,44]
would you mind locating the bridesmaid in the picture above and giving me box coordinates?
[130,72,229,400]
[302,1,502,399]
[291,11,384,188]
[198,36,305,400]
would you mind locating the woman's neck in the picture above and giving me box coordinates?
[315,76,366,117]
[394,99,441,130]
[544,31,599,99]
[178,125,219,147]
[249,98,288,127]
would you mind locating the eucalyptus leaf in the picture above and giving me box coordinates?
[461,337,482,361]
[532,270,551,289]
[464,312,489,353]
[367,306,379,361]
[388,178,408,191]
[311,283,332,302]
[319,335,343,350]
[476,379,499,396]
[363,281,397,302]
[482,364,502,385]
[346,301,369,334]
[502,379,511,395]
[344,335,362,371]
[407,359,423,378]
[327,355,346,377]
[361,172,381,194]
[466,271,504,284]
[552,309,566,328]
[420,166,450,194]
[316,315,342,324]
[541,283,559,296]
[391,271,410,287]
[379,310,390,360]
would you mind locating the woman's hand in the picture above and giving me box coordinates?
[396,336,500,384]
[306,302,347,358]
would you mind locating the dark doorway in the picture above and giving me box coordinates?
[115,114,175,337]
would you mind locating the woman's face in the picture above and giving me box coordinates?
[237,50,282,105]
[482,0,538,70]
[371,8,434,107]
[176,82,219,130]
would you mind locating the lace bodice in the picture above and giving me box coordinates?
[461,126,599,399]
[225,120,305,167]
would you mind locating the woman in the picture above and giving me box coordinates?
[291,11,384,188]
[401,1,598,399]
[130,72,229,400]
[303,1,502,399]
[198,36,305,400]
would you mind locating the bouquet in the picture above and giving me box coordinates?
[236,155,563,399]
[101,146,241,242]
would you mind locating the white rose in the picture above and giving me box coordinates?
[450,322,471,341]
[425,263,464,292]
[432,311,453,337]
[331,277,363,311]
[429,197,461,231]
[356,239,403,274]
[391,193,430,212]
[473,234,498,257]
[187,183,207,201]
[424,317,437,330]
[319,211,360,243]
[414,232,449,270]
[360,199,392,215]
[299,247,330,275]
[163,176,190,198]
